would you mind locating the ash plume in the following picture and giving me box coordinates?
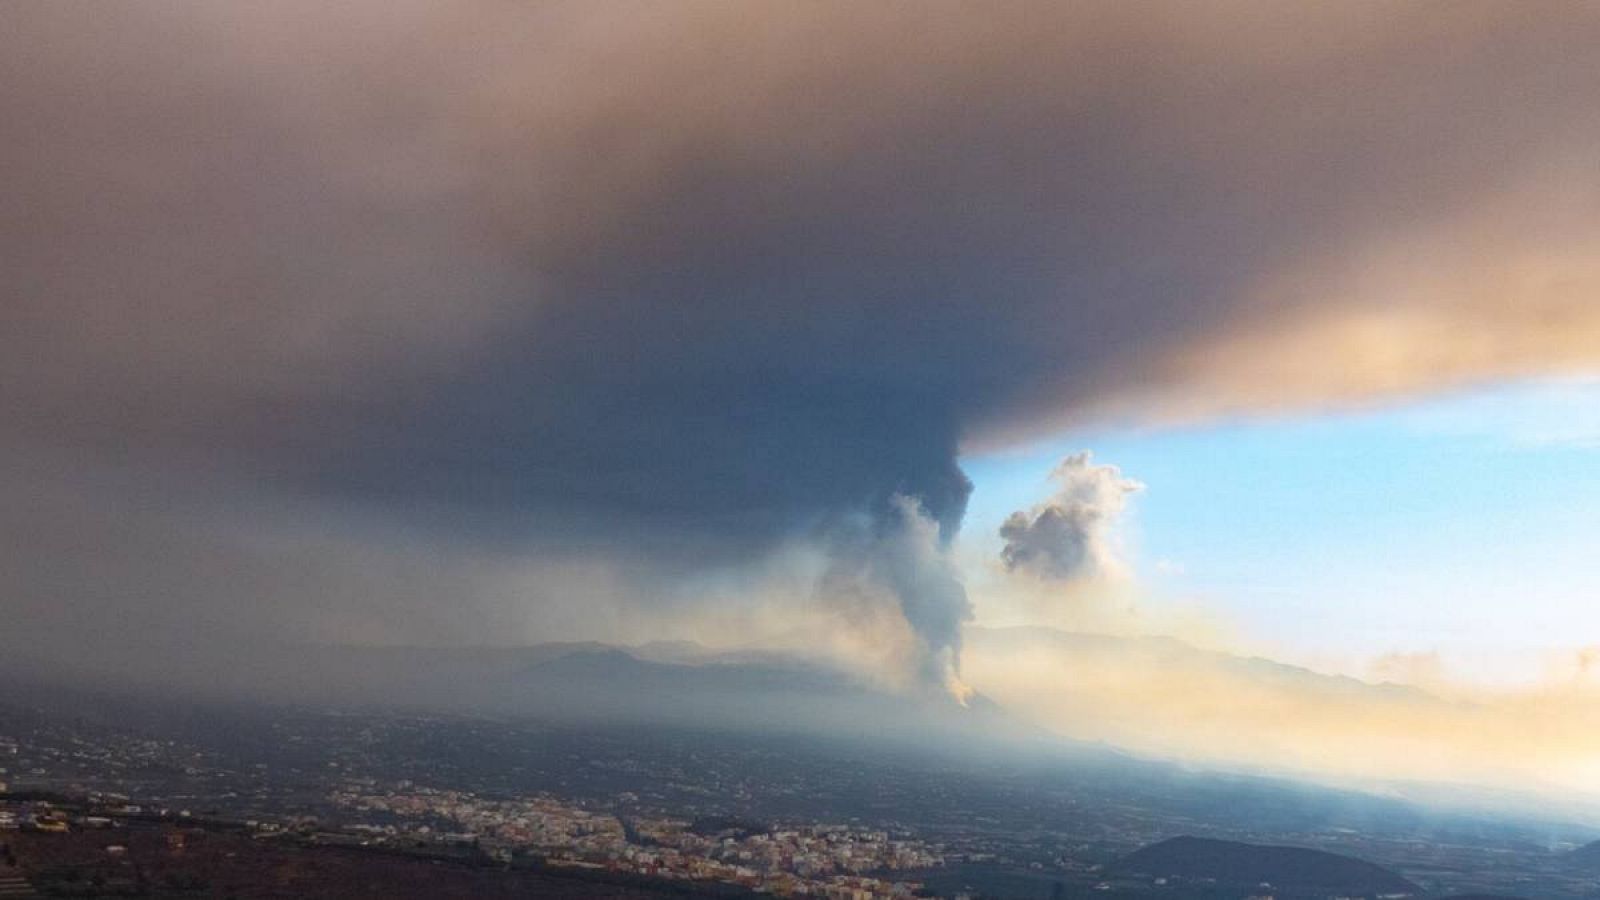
[3,2,1600,696]
[875,496,976,700]
[1000,453,1143,582]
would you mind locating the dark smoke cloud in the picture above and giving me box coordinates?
[999,453,1143,582]
[3,2,1600,690]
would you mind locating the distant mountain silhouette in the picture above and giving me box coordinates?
[1109,835,1419,896]
[234,640,1066,760]
[968,626,1450,708]
[504,645,1052,751]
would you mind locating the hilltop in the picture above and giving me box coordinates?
[1109,835,1419,897]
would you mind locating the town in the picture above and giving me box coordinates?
[5,690,1600,898]
[329,784,941,895]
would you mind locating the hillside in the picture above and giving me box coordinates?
[1564,838,1600,871]
[1109,835,1419,897]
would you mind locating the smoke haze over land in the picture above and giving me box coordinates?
[4,2,1600,798]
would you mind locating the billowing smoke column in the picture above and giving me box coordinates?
[809,489,976,701]
[1000,453,1143,582]
[875,495,976,701]
[6,3,1600,697]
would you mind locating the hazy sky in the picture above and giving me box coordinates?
[4,1,1600,794]
[966,377,1600,683]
